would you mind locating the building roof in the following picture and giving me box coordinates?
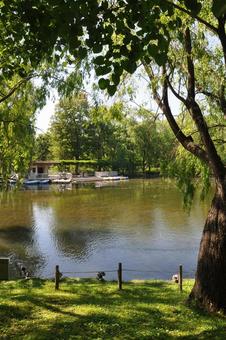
[31,161,60,166]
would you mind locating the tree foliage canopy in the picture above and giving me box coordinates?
[0,79,40,185]
[1,1,225,175]
[1,0,225,188]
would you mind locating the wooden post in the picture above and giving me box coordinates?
[55,265,60,290]
[179,264,183,292]
[118,262,122,290]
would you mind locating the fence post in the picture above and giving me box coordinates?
[179,264,183,292]
[118,262,122,290]
[55,265,60,290]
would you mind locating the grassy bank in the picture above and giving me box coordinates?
[0,278,226,339]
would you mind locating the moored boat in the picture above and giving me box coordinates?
[23,179,40,185]
[39,179,50,184]
[101,176,129,181]
[51,172,72,184]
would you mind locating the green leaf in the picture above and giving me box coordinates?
[69,37,80,49]
[113,63,123,76]
[158,36,169,52]
[147,44,159,58]
[112,73,120,85]
[121,60,137,74]
[184,0,202,15]
[144,55,152,64]
[98,78,109,89]
[156,53,167,66]
[95,66,111,76]
[107,84,117,96]
[93,44,103,53]
[77,47,87,59]
[93,56,105,65]
[212,0,226,18]
[123,34,132,45]
[120,45,129,57]
[18,68,27,77]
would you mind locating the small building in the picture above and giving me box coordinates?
[29,161,59,179]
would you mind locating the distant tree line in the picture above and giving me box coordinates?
[34,92,176,176]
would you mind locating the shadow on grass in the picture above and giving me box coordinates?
[1,279,226,339]
[0,303,32,328]
[13,315,125,340]
[4,310,226,340]
[12,295,80,318]
[16,278,46,289]
[180,327,226,339]
[60,280,184,307]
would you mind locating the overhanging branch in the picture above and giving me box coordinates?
[183,28,226,180]
[0,76,33,104]
[167,76,187,106]
[196,85,226,116]
[142,60,209,164]
[164,0,218,33]
[162,75,209,164]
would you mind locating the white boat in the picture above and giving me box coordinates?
[53,178,72,184]
[101,176,129,181]
[52,172,72,184]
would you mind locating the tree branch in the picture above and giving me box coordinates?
[184,28,195,100]
[212,139,226,144]
[167,76,187,106]
[197,86,226,116]
[183,28,226,180]
[142,61,209,164]
[164,0,218,33]
[0,76,33,104]
[189,124,226,137]
[161,74,209,164]
[217,17,226,66]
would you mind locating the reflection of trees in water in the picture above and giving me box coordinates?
[0,180,212,277]
[50,182,185,260]
[0,224,45,277]
[0,225,33,243]
[54,227,114,260]
[51,181,212,260]
[0,192,45,277]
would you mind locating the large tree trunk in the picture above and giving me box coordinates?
[189,178,226,312]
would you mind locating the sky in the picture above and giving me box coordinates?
[36,98,56,133]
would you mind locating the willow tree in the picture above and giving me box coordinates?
[0,80,38,186]
[1,0,226,311]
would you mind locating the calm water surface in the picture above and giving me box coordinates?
[0,179,212,280]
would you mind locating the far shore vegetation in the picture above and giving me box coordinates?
[33,95,176,178]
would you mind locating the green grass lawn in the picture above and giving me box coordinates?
[0,278,226,339]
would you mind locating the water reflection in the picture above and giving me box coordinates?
[0,191,44,277]
[54,228,114,260]
[0,179,212,280]
[0,225,32,243]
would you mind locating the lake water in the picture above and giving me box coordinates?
[0,179,212,280]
